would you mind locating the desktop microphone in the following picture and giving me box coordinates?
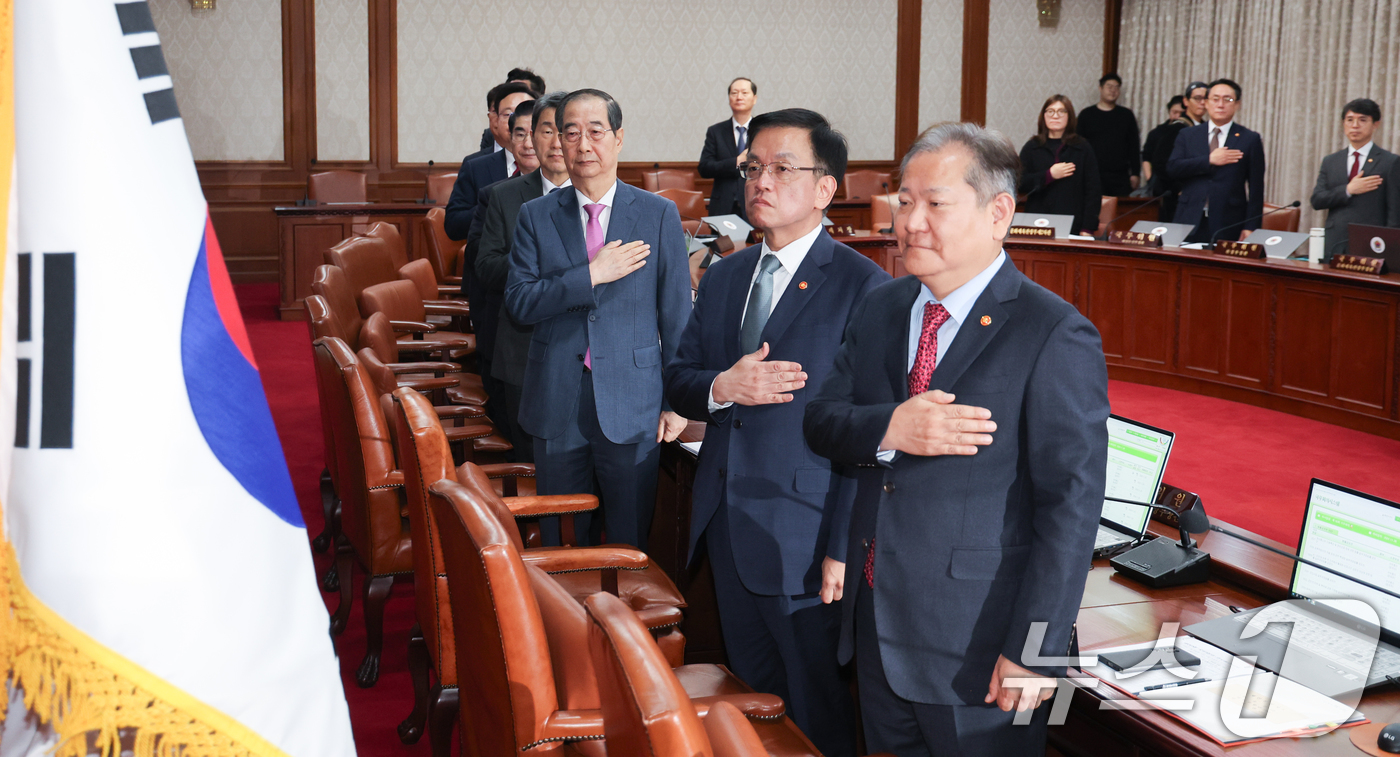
[1104,495,1212,587]
[420,159,438,205]
[1208,200,1301,247]
[879,181,898,233]
[1097,194,1164,240]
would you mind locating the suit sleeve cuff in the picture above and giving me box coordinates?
[707,377,735,413]
[876,448,897,463]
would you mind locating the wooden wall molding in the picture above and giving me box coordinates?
[1103,0,1123,75]
[960,0,989,125]
[894,0,923,158]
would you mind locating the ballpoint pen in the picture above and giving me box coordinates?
[1142,678,1210,692]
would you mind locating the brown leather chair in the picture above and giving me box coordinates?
[642,169,697,192]
[426,172,457,205]
[844,170,891,201]
[360,280,477,360]
[1262,202,1301,233]
[399,258,463,303]
[585,591,824,757]
[325,235,470,325]
[310,265,368,348]
[358,221,409,269]
[358,312,486,407]
[870,193,899,231]
[304,294,349,566]
[429,476,785,757]
[656,188,709,232]
[419,207,465,286]
[312,336,412,689]
[1099,196,1118,236]
[308,170,367,204]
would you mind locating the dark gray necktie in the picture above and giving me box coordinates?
[736,126,747,152]
[740,255,783,354]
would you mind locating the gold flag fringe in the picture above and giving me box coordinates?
[0,542,273,757]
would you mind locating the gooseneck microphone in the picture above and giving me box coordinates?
[1096,194,1164,240]
[879,182,897,233]
[1208,200,1301,247]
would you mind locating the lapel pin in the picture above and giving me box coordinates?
[980,315,992,326]
[798,281,808,290]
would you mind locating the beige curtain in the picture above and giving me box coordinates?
[1118,0,1400,231]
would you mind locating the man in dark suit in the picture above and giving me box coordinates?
[477,91,572,465]
[803,122,1109,756]
[475,67,547,152]
[1167,78,1267,243]
[698,77,756,221]
[505,89,690,550]
[445,81,535,241]
[1310,97,1400,261]
[665,109,889,757]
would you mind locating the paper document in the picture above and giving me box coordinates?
[678,440,702,456]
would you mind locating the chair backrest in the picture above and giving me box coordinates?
[526,562,603,712]
[308,170,367,204]
[844,169,891,200]
[306,298,343,486]
[419,207,464,280]
[655,188,707,221]
[454,462,528,554]
[430,478,563,757]
[359,221,409,269]
[585,591,713,757]
[704,702,769,757]
[399,258,440,301]
[311,265,365,349]
[1099,196,1118,236]
[361,279,427,324]
[325,236,399,316]
[1262,202,1300,233]
[426,172,457,205]
[641,169,697,192]
[870,193,899,230]
[358,311,400,362]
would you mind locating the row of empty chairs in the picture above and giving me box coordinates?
[303,212,827,756]
[306,170,460,205]
[642,167,893,201]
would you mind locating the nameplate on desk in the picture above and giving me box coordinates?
[1215,240,1266,259]
[828,224,856,236]
[1330,253,1386,275]
[1008,226,1055,238]
[1107,230,1163,248]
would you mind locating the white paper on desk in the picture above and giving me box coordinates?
[1088,637,1364,743]
[1067,234,1096,240]
[678,440,702,456]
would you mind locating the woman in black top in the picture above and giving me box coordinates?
[1019,95,1101,235]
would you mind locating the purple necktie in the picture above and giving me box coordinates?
[583,203,605,369]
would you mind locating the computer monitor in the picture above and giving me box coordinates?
[1101,415,1175,536]
[1292,479,1400,637]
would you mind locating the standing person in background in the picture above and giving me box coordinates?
[446,81,536,240]
[699,77,758,221]
[1077,73,1140,196]
[1168,78,1266,243]
[476,67,546,151]
[1142,95,1187,220]
[1018,96,1101,236]
[1310,97,1400,261]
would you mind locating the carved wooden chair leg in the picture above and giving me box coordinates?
[320,498,343,592]
[355,574,395,688]
[428,686,459,757]
[312,468,335,553]
[398,625,430,744]
[328,537,353,636]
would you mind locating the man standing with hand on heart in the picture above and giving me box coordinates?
[804,122,1108,756]
[665,109,888,757]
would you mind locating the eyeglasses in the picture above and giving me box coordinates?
[1044,109,1069,116]
[1208,96,1236,104]
[740,161,825,182]
[561,127,615,144]
[1188,95,1207,102]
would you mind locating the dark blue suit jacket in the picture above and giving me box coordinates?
[445,149,508,241]
[505,181,691,445]
[665,232,889,596]
[1167,122,1266,240]
[804,262,1109,705]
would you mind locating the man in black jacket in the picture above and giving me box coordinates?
[445,81,535,240]
[699,77,757,221]
[1077,73,1141,196]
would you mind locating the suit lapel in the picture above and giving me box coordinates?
[722,246,759,362]
[761,231,832,348]
[607,182,640,244]
[925,261,1021,394]
[885,277,922,401]
[550,189,588,268]
[521,170,543,200]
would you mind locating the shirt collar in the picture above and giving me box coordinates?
[914,251,1007,326]
[575,180,618,212]
[759,224,823,274]
[492,141,504,153]
[504,151,516,176]
[732,116,751,130]
[542,173,572,195]
[1208,120,1234,139]
[1348,141,1375,161]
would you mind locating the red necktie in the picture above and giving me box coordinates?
[511,166,520,178]
[866,301,952,589]
[1349,151,1361,180]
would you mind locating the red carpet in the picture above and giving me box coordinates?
[234,281,1400,752]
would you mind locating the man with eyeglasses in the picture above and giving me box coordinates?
[665,108,888,757]
[445,81,535,241]
[506,89,690,551]
[698,77,758,221]
[1168,77,1266,243]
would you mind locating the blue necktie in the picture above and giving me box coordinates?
[740,255,782,354]
[736,126,747,153]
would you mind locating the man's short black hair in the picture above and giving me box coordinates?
[1208,78,1242,101]
[487,81,535,112]
[746,108,848,196]
[729,77,757,96]
[1184,81,1209,100]
[1167,95,1185,111]
[1099,72,1122,86]
[507,99,535,132]
[1343,97,1382,122]
[558,88,623,132]
[506,67,545,95]
[532,91,568,132]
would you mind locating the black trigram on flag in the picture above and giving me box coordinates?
[16,252,75,449]
[114,1,179,124]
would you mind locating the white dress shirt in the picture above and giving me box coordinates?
[732,116,752,150]
[575,181,618,242]
[1344,141,1374,196]
[877,251,1007,460]
[1207,120,1234,149]
[504,150,517,178]
[541,173,572,196]
[708,224,824,411]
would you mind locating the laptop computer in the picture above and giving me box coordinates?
[1012,212,1074,239]
[1093,415,1175,556]
[1130,221,1195,248]
[703,214,753,247]
[1347,224,1400,271]
[1252,230,1310,259]
[1186,479,1400,697]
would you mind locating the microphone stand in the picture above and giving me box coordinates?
[1207,200,1301,248]
[879,182,897,233]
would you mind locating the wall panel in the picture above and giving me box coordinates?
[985,0,1104,140]
[315,0,370,161]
